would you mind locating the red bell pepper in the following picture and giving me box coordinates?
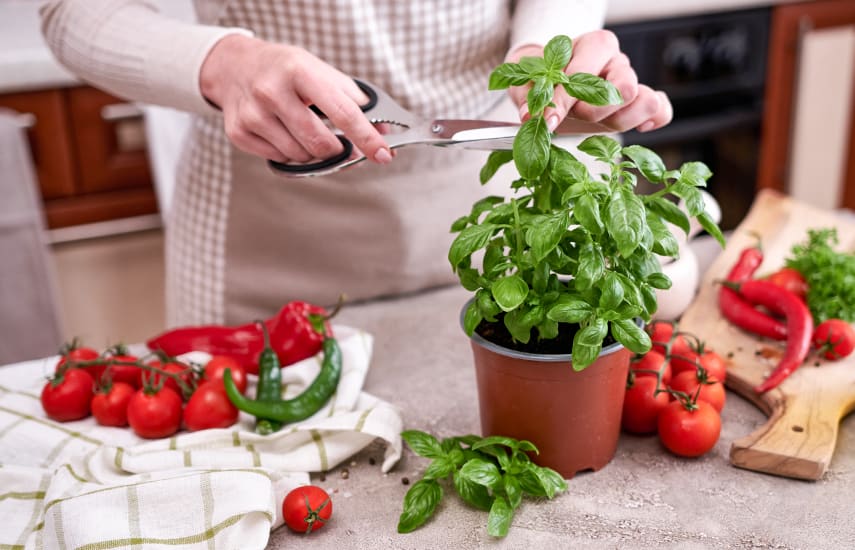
[146,301,334,374]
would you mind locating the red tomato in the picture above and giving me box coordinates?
[696,349,727,383]
[41,369,94,422]
[657,400,721,458]
[767,267,808,301]
[149,360,195,398]
[630,351,672,386]
[91,382,136,427]
[204,356,248,394]
[56,346,102,381]
[106,354,144,388]
[621,375,670,434]
[127,387,183,439]
[184,382,239,431]
[669,370,726,412]
[282,485,333,534]
[647,321,675,355]
[668,339,699,375]
[812,319,855,360]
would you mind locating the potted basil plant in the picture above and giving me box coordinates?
[448,35,725,478]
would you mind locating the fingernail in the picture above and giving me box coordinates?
[638,121,655,133]
[518,104,529,121]
[547,115,560,132]
[374,147,393,164]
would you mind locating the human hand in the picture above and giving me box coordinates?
[506,30,672,133]
[200,34,392,165]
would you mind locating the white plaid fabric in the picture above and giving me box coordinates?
[0,326,402,549]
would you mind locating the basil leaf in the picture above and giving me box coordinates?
[487,496,514,538]
[453,470,493,511]
[488,62,531,90]
[469,195,506,223]
[622,144,666,182]
[646,272,673,290]
[480,150,514,184]
[513,116,551,180]
[549,146,589,185]
[517,466,548,497]
[397,479,443,533]
[492,274,529,312]
[527,77,553,117]
[606,185,645,258]
[533,465,568,499]
[611,318,652,354]
[458,267,480,291]
[647,213,680,257]
[543,35,573,71]
[504,308,533,343]
[504,474,523,509]
[472,435,519,451]
[575,242,605,291]
[571,318,607,370]
[526,211,569,263]
[517,440,538,453]
[698,211,726,247]
[423,456,455,480]
[671,183,705,217]
[450,215,469,232]
[518,56,547,75]
[546,297,592,324]
[678,161,713,187]
[639,283,658,318]
[463,301,483,336]
[402,430,445,459]
[476,288,501,321]
[644,196,690,235]
[599,271,624,311]
[448,223,497,268]
[459,458,502,488]
[578,135,621,163]
[562,72,622,106]
[575,193,604,235]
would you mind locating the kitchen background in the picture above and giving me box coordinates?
[1,0,854,364]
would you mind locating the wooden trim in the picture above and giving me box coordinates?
[757,0,855,198]
[44,187,159,229]
[844,56,855,210]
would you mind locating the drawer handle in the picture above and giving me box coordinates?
[100,103,143,122]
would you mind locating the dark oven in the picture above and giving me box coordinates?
[608,7,771,230]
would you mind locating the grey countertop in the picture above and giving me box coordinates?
[265,284,855,549]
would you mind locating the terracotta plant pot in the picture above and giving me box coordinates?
[462,303,632,479]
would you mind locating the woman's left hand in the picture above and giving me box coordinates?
[507,30,673,133]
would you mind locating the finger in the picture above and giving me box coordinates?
[598,85,666,133]
[297,77,391,164]
[637,91,673,132]
[507,85,531,122]
[223,113,290,163]
[234,103,316,162]
[557,30,622,115]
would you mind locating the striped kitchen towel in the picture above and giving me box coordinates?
[0,325,402,549]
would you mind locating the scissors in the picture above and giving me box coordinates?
[268,79,610,178]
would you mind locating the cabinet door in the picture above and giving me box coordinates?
[67,86,152,193]
[0,89,76,200]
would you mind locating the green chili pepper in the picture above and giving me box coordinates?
[224,336,342,430]
[252,322,283,434]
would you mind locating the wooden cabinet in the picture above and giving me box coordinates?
[0,86,158,229]
[758,0,855,210]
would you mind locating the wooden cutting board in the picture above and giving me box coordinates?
[679,189,855,480]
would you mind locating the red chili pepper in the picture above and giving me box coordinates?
[724,279,813,393]
[718,246,788,340]
[146,301,333,374]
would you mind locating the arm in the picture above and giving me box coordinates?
[40,0,251,115]
[506,0,672,133]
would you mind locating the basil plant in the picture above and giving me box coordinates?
[449,35,724,370]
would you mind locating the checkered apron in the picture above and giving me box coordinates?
[167,0,514,326]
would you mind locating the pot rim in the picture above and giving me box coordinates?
[460,298,638,363]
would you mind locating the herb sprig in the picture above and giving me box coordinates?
[397,430,567,537]
[785,228,855,323]
[449,35,724,369]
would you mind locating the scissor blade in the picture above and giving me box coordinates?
[447,117,613,150]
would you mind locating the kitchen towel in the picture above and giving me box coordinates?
[0,325,403,549]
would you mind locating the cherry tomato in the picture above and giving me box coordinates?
[621,375,669,434]
[668,338,699,375]
[696,349,727,383]
[282,485,333,534]
[41,368,94,422]
[183,382,239,431]
[106,353,144,388]
[127,387,183,439]
[204,356,248,394]
[91,382,136,427]
[647,321,675,355]
[657,400,721,458]
[630,351,672,386]
[149,360,194,398]
[56,345,102,381]
[669,370,726,412]
[812,319,855,360]
[767,267,808,301]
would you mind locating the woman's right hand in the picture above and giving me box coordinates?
[199,34,392,165]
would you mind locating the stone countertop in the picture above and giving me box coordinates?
[0,0,804,94]
[266,284,855,549]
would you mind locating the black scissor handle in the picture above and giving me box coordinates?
[268,79,375,175]
[268,134,353,174]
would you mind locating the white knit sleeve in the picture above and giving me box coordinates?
[510,0,607,53]
[40,0,253,115]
